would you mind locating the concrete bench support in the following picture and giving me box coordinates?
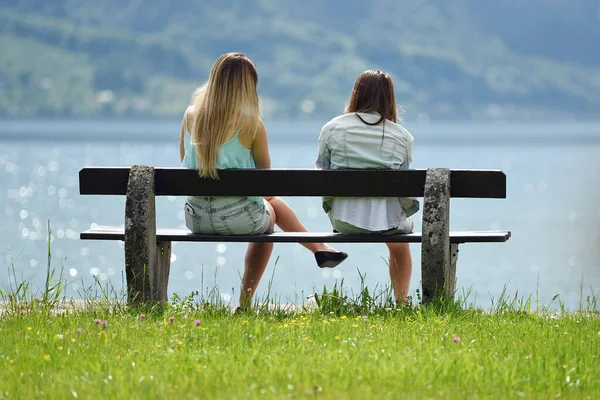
[124,166,160,304]
[421,168,453,303]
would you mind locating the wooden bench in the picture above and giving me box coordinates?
[79,166,510,304]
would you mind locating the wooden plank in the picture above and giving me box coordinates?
[81,226,511,244]
[450,170,506,199]
[80,167,130,196]
[79,167,506,198]
[154,169,429,197]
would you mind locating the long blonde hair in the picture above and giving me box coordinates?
[190,53,260,179]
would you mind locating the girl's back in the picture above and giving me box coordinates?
[181,108,261,205]
[318,112,413,171]
[181,109,256,171]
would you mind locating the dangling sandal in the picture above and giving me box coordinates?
[315,251,348,268]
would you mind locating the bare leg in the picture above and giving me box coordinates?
[265,196,339,254]
[239,242,274,310]
[386,242,412,305]
[238,203,277,310]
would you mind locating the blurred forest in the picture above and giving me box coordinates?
[1,0,600,120]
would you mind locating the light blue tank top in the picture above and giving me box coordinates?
[181,121,261,204]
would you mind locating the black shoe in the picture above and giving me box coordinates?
[315,251,348,268]
[234,306,247,315]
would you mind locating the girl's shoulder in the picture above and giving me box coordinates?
[321,113,356,132]
[385,124,414,149]
[184,106,195,133]
[326,113,355,125]
[396,123,414,143]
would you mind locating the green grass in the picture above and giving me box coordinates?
[1,227,599,399]
[1,299,599,399]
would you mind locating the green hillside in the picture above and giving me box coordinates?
[1,1,599,120]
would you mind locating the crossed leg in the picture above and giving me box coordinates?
[264,196,341,253]
[239,196,345,309]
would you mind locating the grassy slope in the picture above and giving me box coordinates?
[0,35,95,116]
[1,3,600,119]
[0,306,599,399]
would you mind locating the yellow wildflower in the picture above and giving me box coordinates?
[335,336,341,340]
[27,327,32,331]
[9,360,14,364]
[71,338,76,343]
[43,354,51,361]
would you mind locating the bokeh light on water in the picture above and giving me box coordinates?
[0,120,599,309]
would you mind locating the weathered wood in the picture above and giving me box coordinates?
[447,243,459,299]
[81,227,511,244]
[421,168,451,304]
[449,170,506,198]
[124,166,156,304]
[79,167,506,198]
[153,241,171,302]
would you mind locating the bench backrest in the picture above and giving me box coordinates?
[79,167,506,198]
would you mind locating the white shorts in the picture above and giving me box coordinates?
[328,213,414,235]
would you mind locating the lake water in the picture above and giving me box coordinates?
[1,120,599,309]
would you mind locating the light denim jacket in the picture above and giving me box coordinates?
[316,112,420,225]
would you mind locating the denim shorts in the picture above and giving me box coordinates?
[184,196,272,235]
[328,213,414,235]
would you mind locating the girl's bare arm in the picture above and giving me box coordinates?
[251,119,271,169]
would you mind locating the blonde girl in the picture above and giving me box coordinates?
[180,53,347,310]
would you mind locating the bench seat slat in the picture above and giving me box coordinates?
[81,226,510,244]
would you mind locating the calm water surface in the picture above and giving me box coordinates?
[1,120,599,309]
